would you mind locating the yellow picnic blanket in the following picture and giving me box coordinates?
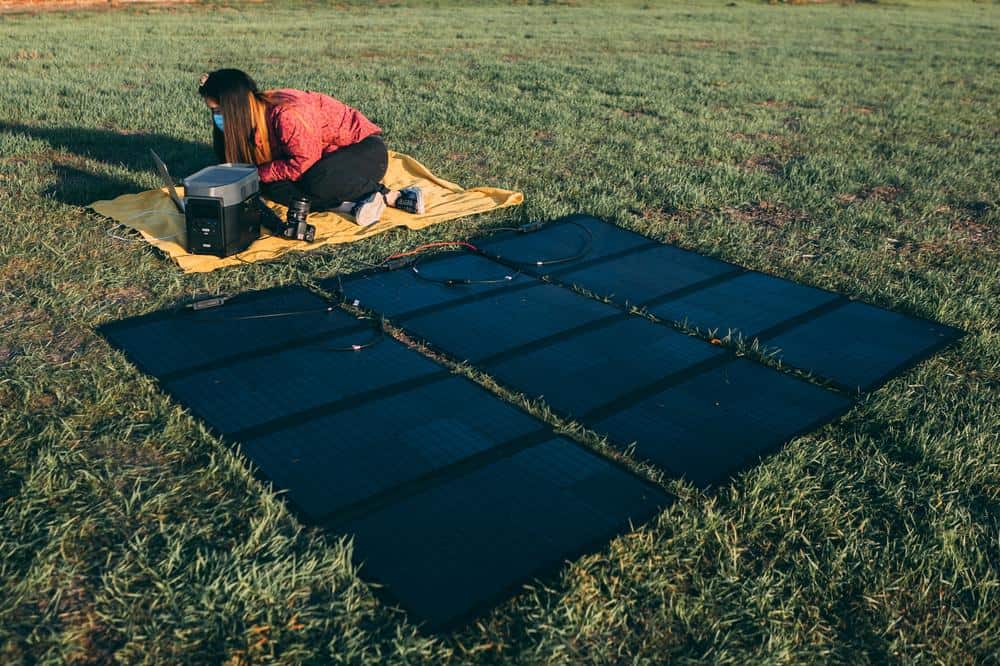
[90,151,523,273]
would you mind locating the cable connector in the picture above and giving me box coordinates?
[520,221,545,233]
[187,296,228,311]
[384,256,417,271]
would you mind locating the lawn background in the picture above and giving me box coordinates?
[1,0,997,662]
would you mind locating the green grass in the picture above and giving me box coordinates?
[1,0,998,662]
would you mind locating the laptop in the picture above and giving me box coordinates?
[150,149,185,213]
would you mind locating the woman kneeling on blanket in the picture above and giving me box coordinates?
[198,68,423,227]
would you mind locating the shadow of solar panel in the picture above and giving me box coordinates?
[339,437,669,630]
[99,286,344,378]
[473,215,963,392]
[98,285,670,629]
[336,262,851,487]
[588,359,850,487]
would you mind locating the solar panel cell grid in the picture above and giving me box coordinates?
[341,437,668,629]
[472,215,963,392]
[240,376,545,521]
[99,285,671,629]
[100,286,343,377]
[590,359,850,487]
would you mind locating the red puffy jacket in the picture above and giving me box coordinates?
[256,89,381,183]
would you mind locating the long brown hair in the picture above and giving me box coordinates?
[198,69,288,165]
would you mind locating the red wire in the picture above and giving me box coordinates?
[384,241,479,262]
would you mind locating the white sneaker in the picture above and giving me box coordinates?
[350,191,386,227]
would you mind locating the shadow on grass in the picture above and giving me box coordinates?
[1,122,217,206]
[45,165,143,207]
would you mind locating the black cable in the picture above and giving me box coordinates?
[409,253,521,287]
[176,289,332,322]
[178,302,337,322]
[400,220,592,287]
[173,294,383,351]
[301,316,385,352]
[489,219,594,268]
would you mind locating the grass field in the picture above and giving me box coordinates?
[1,0,998,662]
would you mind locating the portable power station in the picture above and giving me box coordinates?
[183,164,262,257]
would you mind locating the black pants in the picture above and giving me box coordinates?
[212,130,389,211]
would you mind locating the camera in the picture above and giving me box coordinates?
[284,197,317,242]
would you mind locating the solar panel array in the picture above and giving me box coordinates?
[99,286,669,630]
[473,215,962,392]
[329,256,851,488]
[100,215,961,630]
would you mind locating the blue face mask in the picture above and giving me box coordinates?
[212,111,224,132]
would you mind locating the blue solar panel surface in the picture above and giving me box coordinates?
[340,437,667,629]
[646,271,841,339]
[99,286,347,378]
[332,259,851,487]
[240,376,542,521]
[474,215,962,391]
[588,359,850,487]
[100,226,962,629]
[99,285,670,629]
[761,300,960,391]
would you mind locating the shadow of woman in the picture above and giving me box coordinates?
[1,122,217,206]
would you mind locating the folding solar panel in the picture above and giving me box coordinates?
[99,285,669,629]
[760,300,960,392]
[643,270,841,339]
[585,359,851,486]
[98,286,351,379]
[339,437,667,629]
[330,257,851,488]
[474,215,963,391]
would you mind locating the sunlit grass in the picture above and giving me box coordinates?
[1,0,997,662]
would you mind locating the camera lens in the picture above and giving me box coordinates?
[287,197,311,225]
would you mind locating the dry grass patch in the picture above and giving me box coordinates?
[738,154,785,175]
[837,185,904,205]
[727,201,806,228]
